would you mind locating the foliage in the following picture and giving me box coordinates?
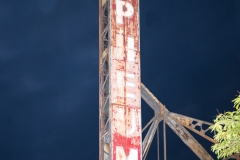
[209,94,240,159]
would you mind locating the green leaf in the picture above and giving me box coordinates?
[210,94,240,159]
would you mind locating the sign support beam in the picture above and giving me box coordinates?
[99,0,141,160]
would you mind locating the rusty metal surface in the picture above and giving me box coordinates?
[163,115,167,160]
[142,114,162,133]
[166,114,214,160]
[157,126,160,160]
[141,83,164,114]
[142,119,160,160]
[100,1,144,160]
[99,1,110,160]
[142,111,163,159]
[169,112,217,144]
[141,83,214,159]
[99,1,217,159]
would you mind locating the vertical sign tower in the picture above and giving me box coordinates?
[99,0,141,160]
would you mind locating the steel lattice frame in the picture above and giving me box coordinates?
[99,0,239,160]
[141,83,215,160]
[100,0,142,159]
[99,0,110,160]
[141,83,240,160]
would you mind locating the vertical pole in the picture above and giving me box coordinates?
[164,116,167,160]
[157,126,160,160]
[99,0,110,159]
[99,0,103,159]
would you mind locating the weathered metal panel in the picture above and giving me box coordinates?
[109,0,141,160]
[166,115,214,160]
[169,112,217,144]
[141,83,163,114]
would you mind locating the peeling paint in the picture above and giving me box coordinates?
[110,0,141,160]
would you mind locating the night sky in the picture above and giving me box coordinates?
[0,0,240,159]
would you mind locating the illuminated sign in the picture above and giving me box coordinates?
[110,0,141,160]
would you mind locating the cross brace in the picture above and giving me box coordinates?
[141,83,214,160]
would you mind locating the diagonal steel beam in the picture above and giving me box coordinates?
[142,119,161,160]
[141,83,163,114]
[141,83,214,160]
[169,112,217,144]
[142,115,163,159]
[166,114,214,160]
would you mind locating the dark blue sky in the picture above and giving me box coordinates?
[0,0,240,159]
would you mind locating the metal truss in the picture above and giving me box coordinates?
[141,83,216,160]
[141,83,240,160]
[99,0,110,160]
[99,0,238,159]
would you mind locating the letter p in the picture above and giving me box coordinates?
[116,1,134,24]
